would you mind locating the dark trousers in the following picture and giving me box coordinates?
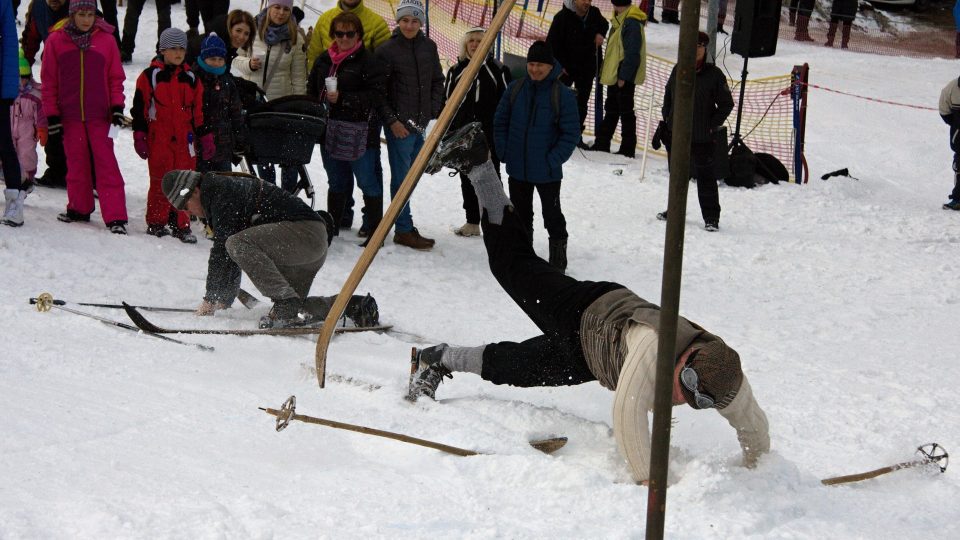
[0,107,22,190]
[668,141,721,223]
[951,153,960,201]
[43,131,68,183]
[508,178,567,241]
[121,0,173,55]
[185,0,230,31]
[479,207,623,387]
[460,153,500,225]
[99,1,121,49]
[560,72,595,134]
[596,83,637,150]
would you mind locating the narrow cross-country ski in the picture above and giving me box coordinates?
[30,293,213,351]
[121,303,392,336]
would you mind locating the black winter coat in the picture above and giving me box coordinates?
[546,5,609,80]
[376,28,445,130]
[201,173,321,304]
[662,63,734,145]
[193,64,246,162]
[829,0,858,22]
[444,54,511,147]
[308,45,386,149]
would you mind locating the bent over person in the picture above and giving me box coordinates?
[413,123,770,483]
[161,170,379,329]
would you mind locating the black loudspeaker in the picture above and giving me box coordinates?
[731,0,783,58]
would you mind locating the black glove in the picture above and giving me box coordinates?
[111,106,126,127]
[48,116,63,137]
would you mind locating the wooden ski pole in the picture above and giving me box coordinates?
[313,0,518,389]
[821,443,949,486]
[260,396,568,456]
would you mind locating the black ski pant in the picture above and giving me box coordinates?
[667,141,721,223]
[0,106,22,190]
[596,82,637,150]
[43,131,68,183]
[560,72,595,135]
[508,178,567,242]
[951,153,960,202]
[478,206,623,387]
[186,0,230,31]
[121,0,173,55]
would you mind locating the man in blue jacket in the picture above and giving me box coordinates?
[493,41,579,272]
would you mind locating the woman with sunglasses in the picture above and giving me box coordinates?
[307,12,386,241]
[405,123,769,485]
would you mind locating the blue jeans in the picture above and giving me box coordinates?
[320,145,384,229]
[384,129,424,234]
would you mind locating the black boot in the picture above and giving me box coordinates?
[548,237,568,272]
[616,114,637,158]
[326,191,350,237]
[360,195,383,246]
[344,293,380,327]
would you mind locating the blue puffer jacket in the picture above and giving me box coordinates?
[493,62,579,183]
[0,0,18,101]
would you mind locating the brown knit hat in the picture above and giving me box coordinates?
[680,340,743,410]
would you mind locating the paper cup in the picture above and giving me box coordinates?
[325,76,338,92]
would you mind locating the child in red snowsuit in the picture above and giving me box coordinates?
[40,0,129,233]
[131,27,213,243]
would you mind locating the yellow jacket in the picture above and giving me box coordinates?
[306,0,391,67]
[600,5,647,86]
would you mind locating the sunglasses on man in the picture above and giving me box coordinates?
[680,353,716,409]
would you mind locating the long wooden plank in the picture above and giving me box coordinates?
[313,1,519,388]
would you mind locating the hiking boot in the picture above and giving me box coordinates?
[258,297,310,329]
[57,209,91,223]
[36,171,66,189]
[146,224,170,237]
[107,221,127,235]
[120,50,132,64]
[394,228,435,250]
[656,211,668,221]
[344,293,380,327]
[944,199,960,211]
[589,140,611,153]
[425,121,488,175]
[406,345,452,402]
[549,237,568,272]
[454,223,481,237]
[615,147,636,159]
[172,227,198,244]
[705,221,720,232]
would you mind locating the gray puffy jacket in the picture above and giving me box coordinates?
[376,28,445,130]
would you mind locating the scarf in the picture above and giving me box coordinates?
[264,22,292,47]
[327,41,362,76]
[64,20,95,51]
[197,58,228,76]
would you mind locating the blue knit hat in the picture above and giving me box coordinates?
[158,28,188,51]
[200,33,227,60]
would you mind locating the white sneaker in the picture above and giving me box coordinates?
[454,223,481,237]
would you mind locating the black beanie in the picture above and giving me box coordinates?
[698,31,710,46]
[526,40,554,64]
[612,0,632,6]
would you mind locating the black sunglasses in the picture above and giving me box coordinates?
[334,30,358,38]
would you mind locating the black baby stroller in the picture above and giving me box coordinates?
[243,94,327,207]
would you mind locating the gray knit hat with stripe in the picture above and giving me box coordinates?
[162,170,202,209]
[158,27,188,51]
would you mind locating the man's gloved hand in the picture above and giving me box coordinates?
[134,131,149,159]
[111,106,126,127]
[199,132,216,160]
[195,299,229,316]
[36,127,48,146]
[47,116,62,137]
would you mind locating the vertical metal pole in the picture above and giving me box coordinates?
[731,56,749,146]
[645,0,703,538]
[706,0,719,63]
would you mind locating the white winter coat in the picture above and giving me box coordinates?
[234,32,306,101]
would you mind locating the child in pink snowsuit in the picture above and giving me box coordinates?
[41,0,129,233]
[10,51,48,190]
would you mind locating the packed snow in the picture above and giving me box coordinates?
[1,1,958,538]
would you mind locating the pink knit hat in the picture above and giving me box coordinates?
[70,0,97,14]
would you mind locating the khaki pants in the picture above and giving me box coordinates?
[225,220,328,301]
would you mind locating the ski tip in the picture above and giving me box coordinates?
[529,436,568,455]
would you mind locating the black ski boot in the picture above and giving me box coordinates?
[344,293,380,327]
[259,297,310,329]
[406,345,452,402]
[425,122,488,175]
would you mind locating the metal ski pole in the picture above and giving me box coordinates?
[821,443,949,486]
[28,295,194,313]
[31,293,214,352]
[260,396,567,456]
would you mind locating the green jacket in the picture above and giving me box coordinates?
[306,0,391,67]
[600,5,646,86]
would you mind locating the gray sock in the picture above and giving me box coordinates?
[465,160,511,225]
[440,345,485,375]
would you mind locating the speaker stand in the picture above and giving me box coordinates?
[729,56,749,154]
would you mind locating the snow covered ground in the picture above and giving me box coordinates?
[2,1,959,538]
